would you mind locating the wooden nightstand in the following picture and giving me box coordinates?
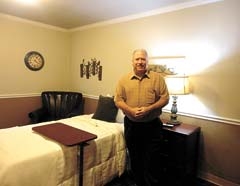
[160,123,201,185]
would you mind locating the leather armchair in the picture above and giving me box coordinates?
[29,91,84,124]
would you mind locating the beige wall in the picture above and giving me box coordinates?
[0,15,71,94]
[0,15,72,128]
[0,0,240,185]
[70,0,240,185]
[71,0,240,122]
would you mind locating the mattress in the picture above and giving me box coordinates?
[0,114,126,186]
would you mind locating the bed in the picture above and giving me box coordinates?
[0,113,126,186]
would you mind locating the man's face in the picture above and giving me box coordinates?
[132,51,148,75]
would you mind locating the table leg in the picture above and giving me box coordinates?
[78,143,89,186]
[79,144,84,186]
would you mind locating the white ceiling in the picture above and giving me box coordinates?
[0,0,214,29]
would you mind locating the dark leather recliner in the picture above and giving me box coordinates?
[28,91,84,124]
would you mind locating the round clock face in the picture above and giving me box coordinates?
[24,51,44,71]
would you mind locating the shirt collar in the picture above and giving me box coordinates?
[129,71,150,80]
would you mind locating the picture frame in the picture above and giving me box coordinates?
[148,56,186,76]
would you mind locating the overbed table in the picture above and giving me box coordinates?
[32,123,97,186]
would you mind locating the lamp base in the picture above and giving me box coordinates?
[167,114,182,125]
[166,120,182,125]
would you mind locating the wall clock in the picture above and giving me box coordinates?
[24,51,44,71]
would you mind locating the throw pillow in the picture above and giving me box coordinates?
[92,95,118,122]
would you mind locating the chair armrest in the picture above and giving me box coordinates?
[28,107,48,124]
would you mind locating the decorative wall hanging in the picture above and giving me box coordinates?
[80,58,102,81]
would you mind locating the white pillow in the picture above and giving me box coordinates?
[116,109,125,123]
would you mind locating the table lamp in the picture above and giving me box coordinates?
[165,75,190,125]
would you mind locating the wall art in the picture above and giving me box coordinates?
[80,58,102,81]
[148,56,186,76]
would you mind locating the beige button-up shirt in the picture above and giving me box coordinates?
[115,70,169,122]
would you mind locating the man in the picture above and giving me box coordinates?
[114,49,169,186]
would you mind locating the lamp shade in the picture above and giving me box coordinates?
[165,75,190,95]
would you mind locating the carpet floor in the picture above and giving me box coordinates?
[105,172,217,186]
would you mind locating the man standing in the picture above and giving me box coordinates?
[114,49,169,186]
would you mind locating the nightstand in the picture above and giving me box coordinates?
[160,123,201,185]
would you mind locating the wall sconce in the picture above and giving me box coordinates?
[80,58,102,81]
[165,75,190,125]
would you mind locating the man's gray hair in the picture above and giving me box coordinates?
[132,49,148,58]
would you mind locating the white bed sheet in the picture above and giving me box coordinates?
[0,114,126,186]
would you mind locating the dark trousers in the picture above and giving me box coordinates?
[124,117,163,186]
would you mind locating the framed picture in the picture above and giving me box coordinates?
[148,56,186,76]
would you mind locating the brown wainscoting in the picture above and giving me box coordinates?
[83,96,98,115]
[0,96,41,129]
[0,95,98,129]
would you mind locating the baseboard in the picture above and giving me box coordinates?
[199,172,240,186]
